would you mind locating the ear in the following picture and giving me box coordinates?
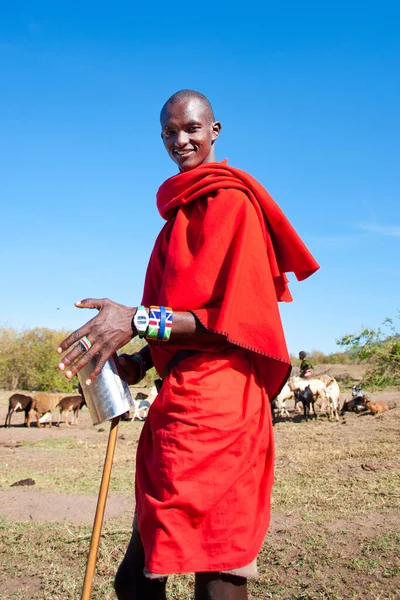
[211,121,222,142]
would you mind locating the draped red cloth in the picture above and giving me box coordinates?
[142,160,319,401]
[135,161,319,575]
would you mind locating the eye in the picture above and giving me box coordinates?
[163,129,175,138]
[187,126,201,133]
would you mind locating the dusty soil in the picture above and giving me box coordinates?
[0,489,133,524]
[2,380,392,525]
[0,382,399,600]
[0,386,149,526]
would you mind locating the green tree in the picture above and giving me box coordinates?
[0,327,76,392]
[0,327,161,392]
[0,328,26,389]
[337,314,400,388]
[22,328,77,392]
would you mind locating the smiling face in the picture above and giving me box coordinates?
[161,97,221,172]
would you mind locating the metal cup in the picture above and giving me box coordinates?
[77,354,134,425]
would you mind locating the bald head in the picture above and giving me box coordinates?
[160,89,215,123]
[160,90,221,172]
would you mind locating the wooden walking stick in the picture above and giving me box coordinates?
[81,416,120,600]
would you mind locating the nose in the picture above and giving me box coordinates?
[174,130,190,148]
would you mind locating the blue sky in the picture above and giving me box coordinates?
[1,1,399,355]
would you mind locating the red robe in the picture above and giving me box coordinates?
[136,161,318,574]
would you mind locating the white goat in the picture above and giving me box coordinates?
[289,377,328,411]
[324,377,340,421]
[273,383,293,418]
[133,386,158,421]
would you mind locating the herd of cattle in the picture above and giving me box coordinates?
[3,387,158,429]
[3,377,390,429]
[272,375,390,423]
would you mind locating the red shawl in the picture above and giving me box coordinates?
[142,160,319,398]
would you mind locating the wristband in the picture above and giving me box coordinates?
[146,306,173,342]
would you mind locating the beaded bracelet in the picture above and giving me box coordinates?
[146,306,173,342]
[131,353,146,382]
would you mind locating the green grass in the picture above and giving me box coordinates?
[2,505,399,599]
[0,423,140,495]
[21,436,82,450]
[2,516,398,600]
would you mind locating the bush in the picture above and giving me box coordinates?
[290,350,353,367]
[0,328,160,392]
[0,327,77,393]
[337,315,400,389]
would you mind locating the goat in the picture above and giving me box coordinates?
[341,397,367,413]
[117,393,151,422]
[4,393,33,428]
[271,383,292,422]
[27,393,62,428]
[271,396,290,423]
[352,384,364,398]
[324,377,340,421]
[341,385,367,414]
[56,395,86,427]
[133,398,151,421]
[294,386,317,420]
[132,387,158,421]
[39,412,53,426]
[132,392,151,421]
[364,398,389,415]
[289,376,327,411]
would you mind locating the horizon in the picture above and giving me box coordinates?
[1,2,399,355]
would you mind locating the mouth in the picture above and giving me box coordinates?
[173,149,195,159]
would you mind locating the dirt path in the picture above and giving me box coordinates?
[0,488,133,524]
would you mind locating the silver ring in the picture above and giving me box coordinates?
[79,336,92,352]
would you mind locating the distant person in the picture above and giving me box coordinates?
[299,351,313,378]
[57,90,319,599]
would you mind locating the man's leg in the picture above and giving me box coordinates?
[114,527,167,600]
[194,572,248,600]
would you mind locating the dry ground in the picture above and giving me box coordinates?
[0,381,399,600]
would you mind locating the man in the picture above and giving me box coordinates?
[57,90,319,600]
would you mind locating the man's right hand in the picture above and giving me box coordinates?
[56,298,136,385]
